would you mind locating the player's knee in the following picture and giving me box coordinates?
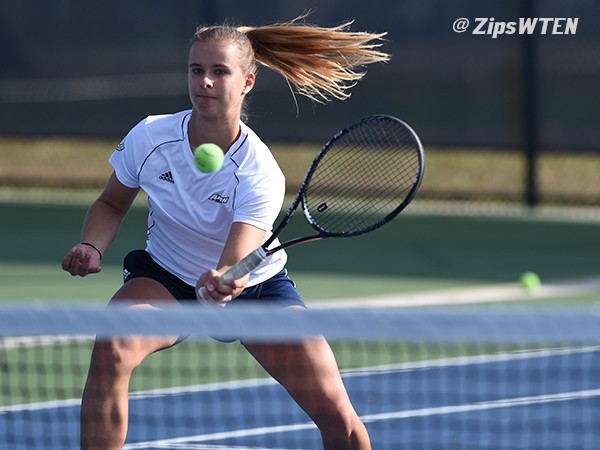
[313,402,360,437]
[90,337,144,376]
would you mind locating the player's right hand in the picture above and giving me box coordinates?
[195,268,246,307]
[61,244,102,277]
[195,269,231,307]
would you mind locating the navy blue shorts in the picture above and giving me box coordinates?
[122,249,306,308]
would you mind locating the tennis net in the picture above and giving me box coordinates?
[1,304,600,449]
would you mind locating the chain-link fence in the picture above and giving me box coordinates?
[1,0,598,207]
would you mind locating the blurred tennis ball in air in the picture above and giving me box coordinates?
[519,271,541,292]
[194,143,224,173]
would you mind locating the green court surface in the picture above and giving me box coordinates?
[1,201,599,304]
[1,200,599,412]
[0,335,517,407]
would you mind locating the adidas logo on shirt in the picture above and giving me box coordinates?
[159,171,174,184]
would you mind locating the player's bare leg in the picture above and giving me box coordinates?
[244,335,371,450]
[80,278,180,450]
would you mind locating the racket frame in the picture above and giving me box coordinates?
[206,115,425,287]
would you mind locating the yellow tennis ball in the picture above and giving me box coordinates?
[194,143,224,173]
[519,271,541,291]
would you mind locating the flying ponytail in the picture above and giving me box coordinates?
[191,15,390,104]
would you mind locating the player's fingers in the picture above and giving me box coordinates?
[195,270,234,306]
[196,286,227,307]
[61,252,75,272]
[226,276,246,291]
[206,280,233,301]
[80,247,102,274]
[62,247,100,277]
[75,252,93,277]
[70,252,87,276]
[62,248,83,275]
[199,280,232,306]
[80,253,102,276]
[87,265,102,274]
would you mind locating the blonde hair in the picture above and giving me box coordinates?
[191,15,390,105]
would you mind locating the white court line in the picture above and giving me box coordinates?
[137,444,306,450]
[4,346,599,449]
[310,276,600,309]
[123,388,600,449]
[0,334,93,350]
[340,345,600,377]
[3,345,598,413]
[0,378,277,414]
[360,388,600,423]
[122,423,317,449]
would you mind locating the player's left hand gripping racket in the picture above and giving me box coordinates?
[198,114,425,301]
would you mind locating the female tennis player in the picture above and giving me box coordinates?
[62,16,389,450]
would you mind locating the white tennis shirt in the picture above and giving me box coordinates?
[109,110,287,287]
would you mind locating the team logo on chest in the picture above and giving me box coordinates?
[208,193,229,204]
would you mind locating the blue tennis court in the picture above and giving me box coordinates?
[3,344,599,449]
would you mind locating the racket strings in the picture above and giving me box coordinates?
[305,117,422,235]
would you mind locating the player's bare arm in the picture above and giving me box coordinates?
[61,173,139,277]
[196,222,267,304]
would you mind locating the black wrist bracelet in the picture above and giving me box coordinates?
[81,242,103,260]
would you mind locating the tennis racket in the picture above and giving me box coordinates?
[198,114,425,299]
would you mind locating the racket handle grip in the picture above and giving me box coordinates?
[221,247,268,282]
[197,247,268,302]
